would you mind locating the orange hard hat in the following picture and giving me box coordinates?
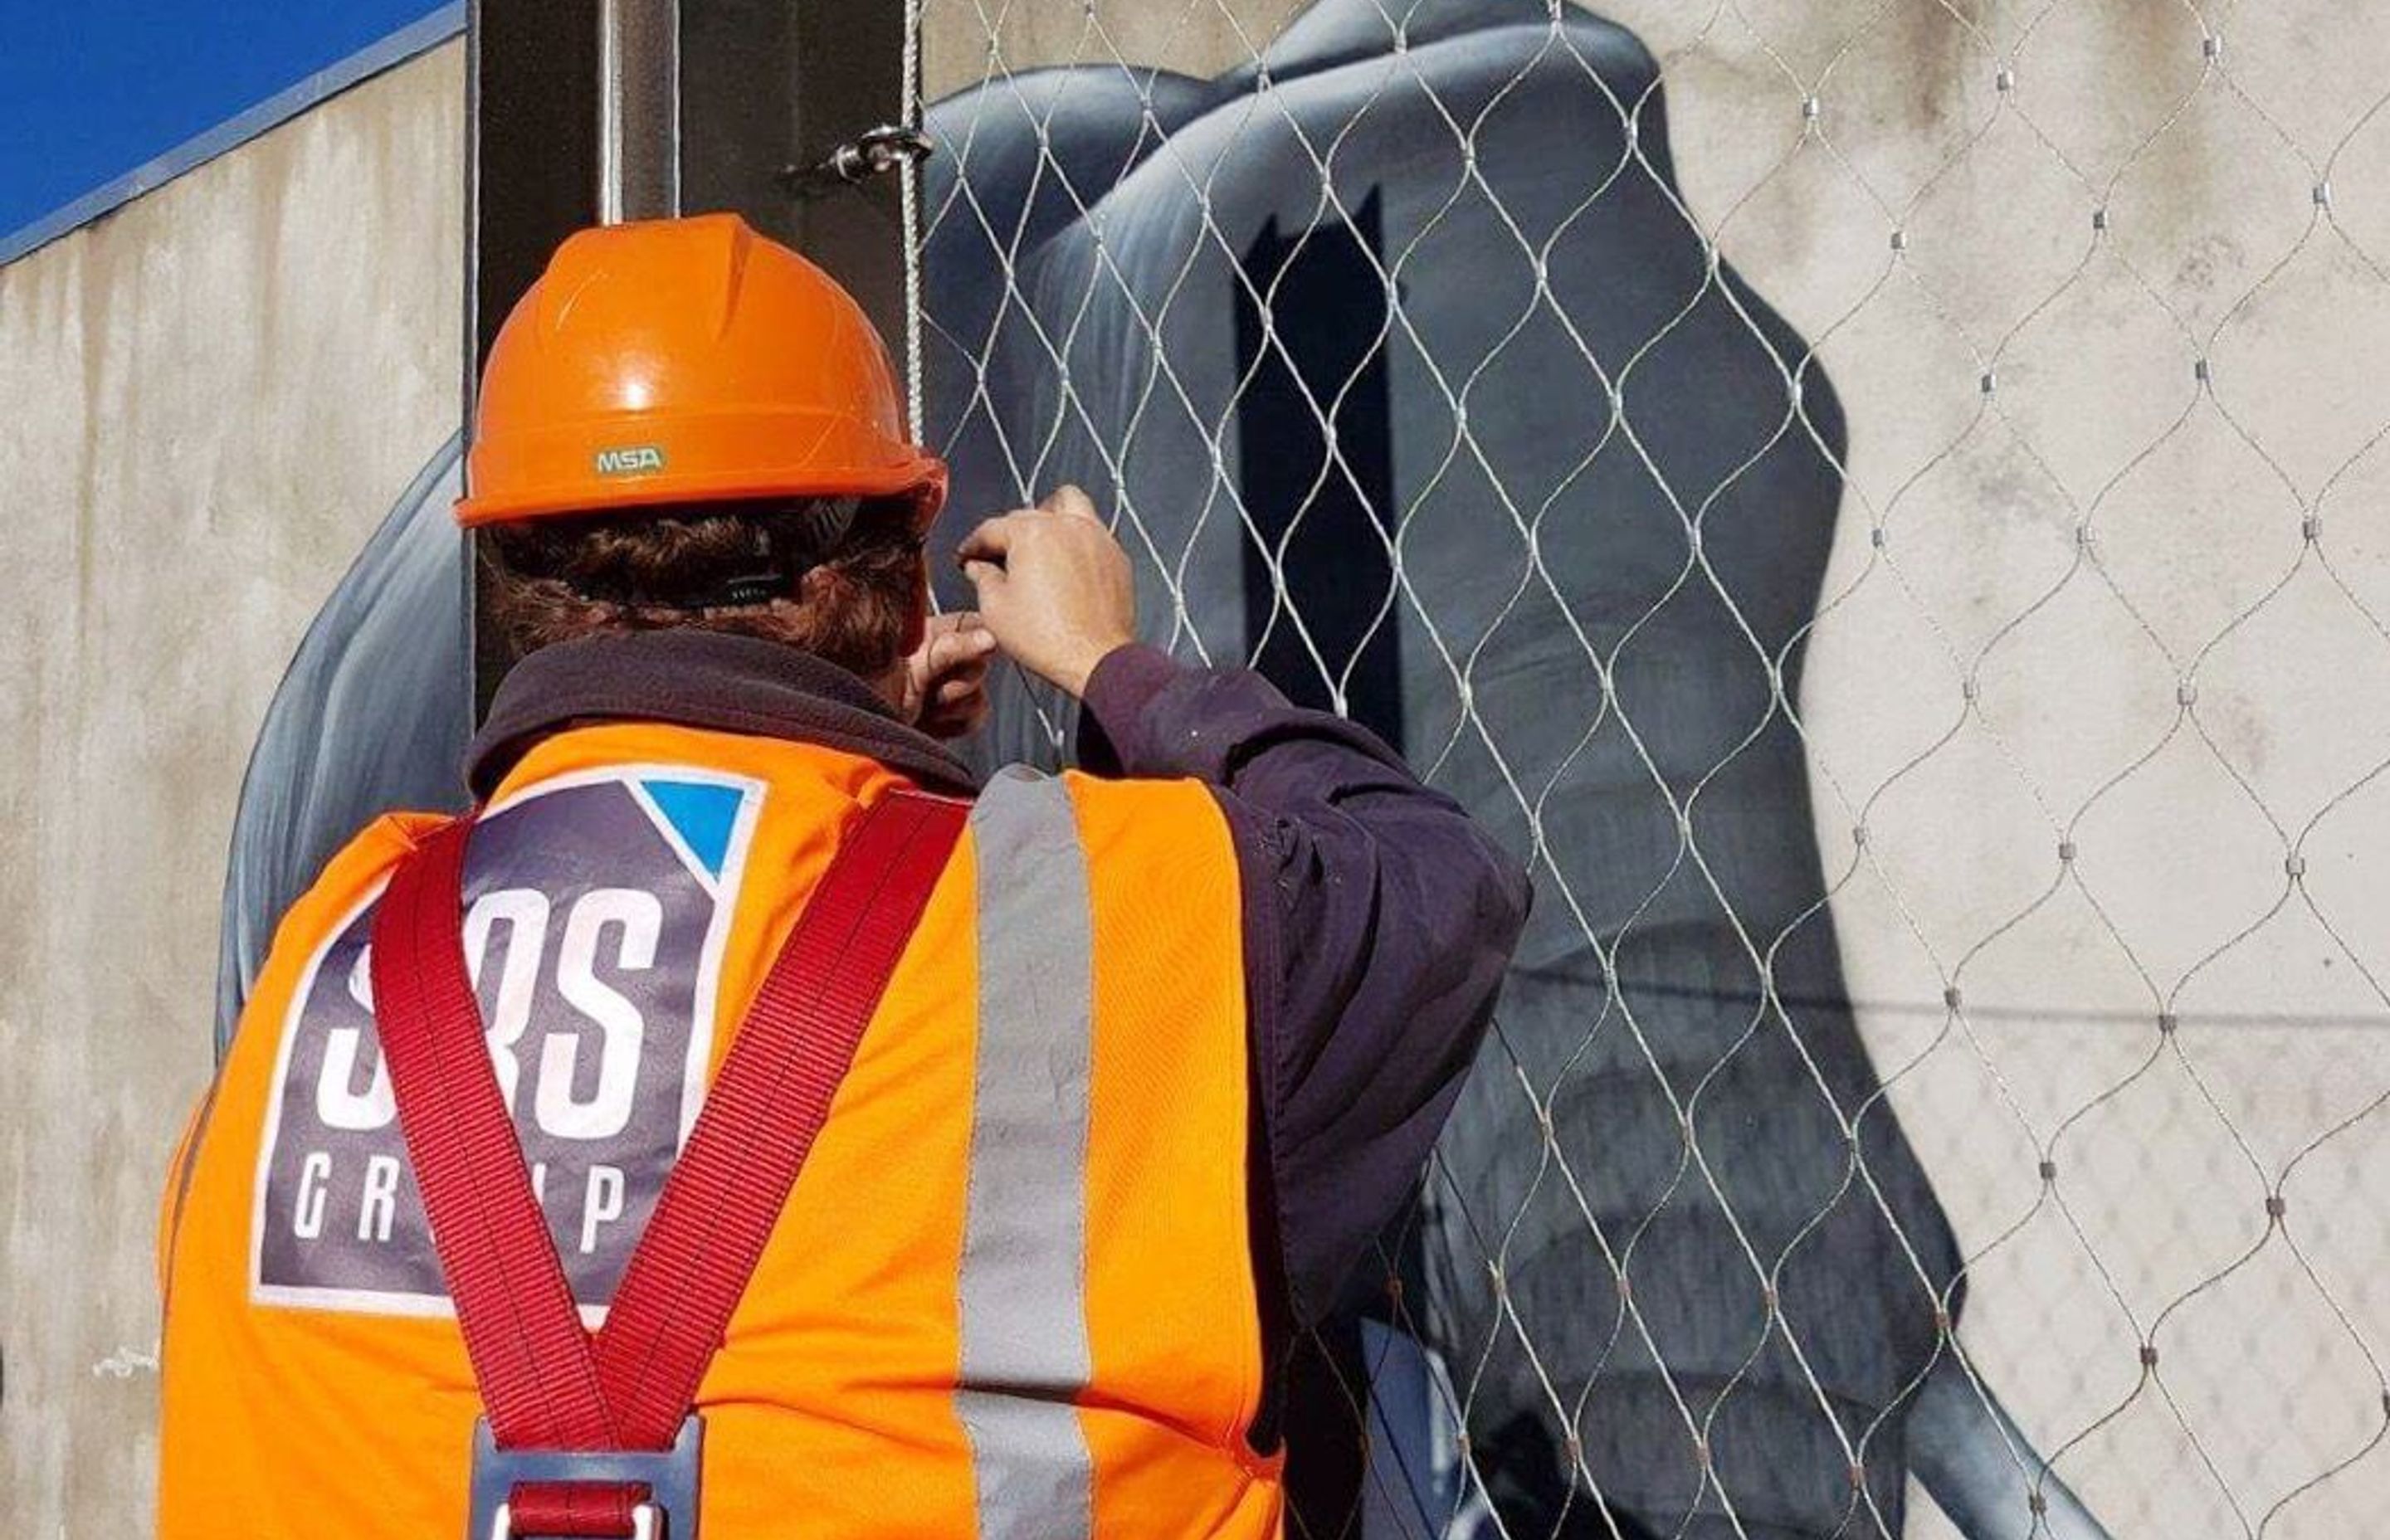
[456,212,946,529]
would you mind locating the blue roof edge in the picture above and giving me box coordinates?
[0,2,468,270]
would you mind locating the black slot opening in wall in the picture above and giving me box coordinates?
[1234,191,1406,752]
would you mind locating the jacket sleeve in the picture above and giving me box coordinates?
[1076,644,1532,1327]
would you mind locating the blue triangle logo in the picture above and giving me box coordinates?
[641,779,744,880]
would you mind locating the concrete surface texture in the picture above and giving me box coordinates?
[923,2,2390,1535]
[1635,7,2390,1534]
[0,43,463,1535]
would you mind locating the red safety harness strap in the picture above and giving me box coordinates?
[373,816,617,1451]
[371,789,968,1538]
[598,789,966,1445]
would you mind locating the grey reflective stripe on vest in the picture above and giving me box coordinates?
[958,767,1097,1538]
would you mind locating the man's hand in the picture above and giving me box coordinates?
[898,611,998,738]
[957,485,1138,699]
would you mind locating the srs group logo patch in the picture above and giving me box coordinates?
[250,767,763,1316]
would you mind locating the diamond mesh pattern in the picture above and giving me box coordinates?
[904,2,2390,1535]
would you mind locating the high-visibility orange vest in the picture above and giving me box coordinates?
[158,721,1285,1538]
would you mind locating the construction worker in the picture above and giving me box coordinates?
[154,212,1528,1538]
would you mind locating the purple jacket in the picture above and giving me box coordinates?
[471,630,1531,1377]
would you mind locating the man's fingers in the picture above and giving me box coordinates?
[955,516,1018,565]
[933,636,996,675]
[1041,484,1100,522]
[937,646,993,680]
[925,608,989,641]
[925,628,996,675]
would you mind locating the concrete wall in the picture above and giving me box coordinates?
[1643,8,2390,1535]
[0,43,462,1533]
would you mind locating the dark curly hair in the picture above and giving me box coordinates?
[482,495,925,680]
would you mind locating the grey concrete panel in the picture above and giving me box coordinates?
[0,45,465,1535]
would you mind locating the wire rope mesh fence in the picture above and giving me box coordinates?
[900,1,2390,1534]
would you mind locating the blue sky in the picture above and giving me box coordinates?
[0,0,448,238]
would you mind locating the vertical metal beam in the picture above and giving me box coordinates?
[466,0,599,402]
[681,0,910,344]
[471,0,912,451]
[466,0,602,712]
[598,0,681,223]
[468,0,913,709]
[790,0,912,345]
[677,0,797,246]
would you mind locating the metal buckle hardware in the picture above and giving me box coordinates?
[466,1414,702,1540]
[488,1499,658,1540]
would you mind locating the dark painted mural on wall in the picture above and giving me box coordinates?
[215,436,470,1055]
[217,1,2111,1534]
[917,2,2109,1537]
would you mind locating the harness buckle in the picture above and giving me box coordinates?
[488,1500,658,1540]
[466,1414,704,1540]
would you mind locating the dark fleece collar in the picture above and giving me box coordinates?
[466,630,981,800]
